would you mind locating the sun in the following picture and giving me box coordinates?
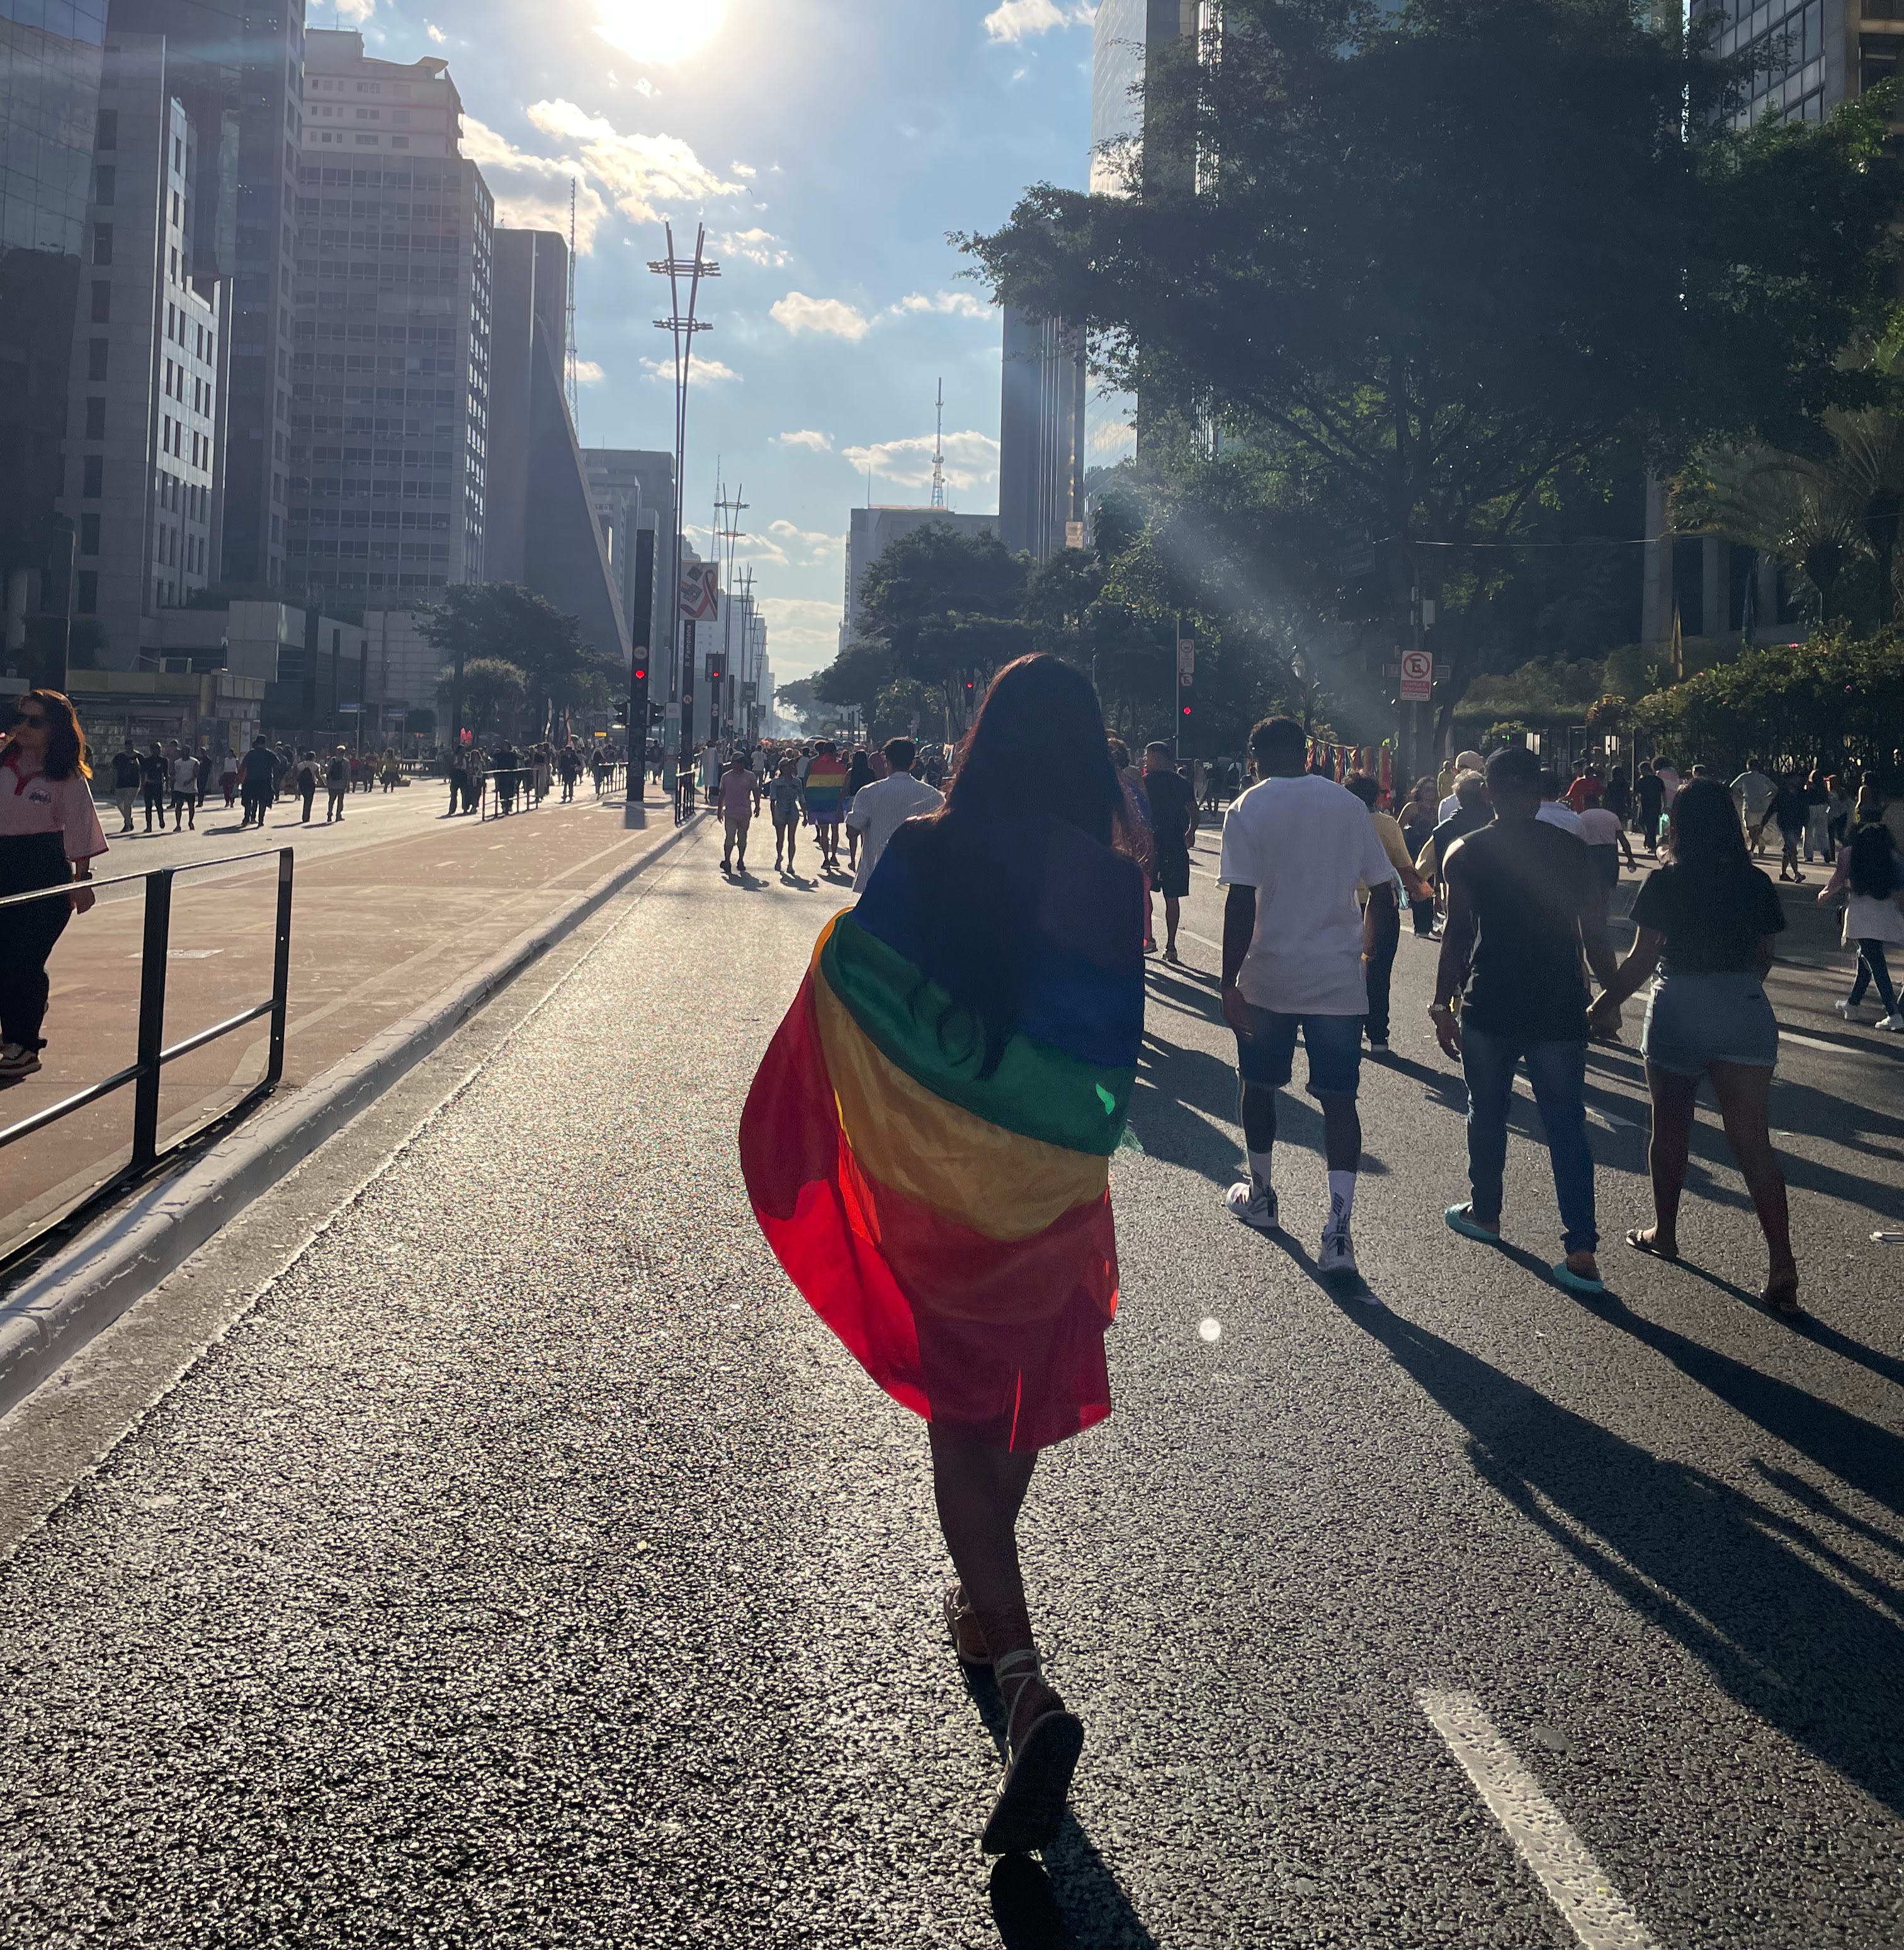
[592,0,728,65]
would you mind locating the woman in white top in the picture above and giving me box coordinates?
[0,689,108,1080]
[1820,821,1904,1030]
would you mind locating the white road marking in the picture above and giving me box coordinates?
[1181,928,1224,955]
[1779,1028,1859,1055]
[1416,1688,1660,1950]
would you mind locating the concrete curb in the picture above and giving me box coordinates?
[0,808,704,1424]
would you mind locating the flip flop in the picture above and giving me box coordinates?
[1624,1228,1679,1261]
[1551,1261,1608,1298]
[1444,1204,1503,1245]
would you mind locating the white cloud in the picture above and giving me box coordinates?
[461,117,612,251]
[759,596,847,674]
[715,227,790,268]
[426,21,446,43]
[640,354,740,383]
[336,0,376,20]
[524,99,744,224]
[771,292,871,341]
[732,161,757,179]
[983,0,1094,43]
[574,359,606,384]
[774,429,833,452]
[892,289,991,320]
[841,429,999,493]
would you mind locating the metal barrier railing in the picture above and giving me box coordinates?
[477,766,544,820]
[0,848,293,1188]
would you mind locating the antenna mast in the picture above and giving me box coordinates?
[565,179,580,431]
[931,378,946,509]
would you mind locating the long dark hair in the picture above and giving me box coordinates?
[1847,821,1901,900]
[1665,776,1749,872]
[892,655,1125,1078]
[1,688,90,781]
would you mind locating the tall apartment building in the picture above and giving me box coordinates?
[108,0,303,590]
[60,34,227,667]
[997,307,1086,561]
[288,29,492,608]
[584,446,674,668]
[0,0,106,691]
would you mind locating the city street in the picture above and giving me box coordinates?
[0,819,1898,1949]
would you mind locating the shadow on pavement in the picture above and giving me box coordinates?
[1340,1303,1904,1817]
[965,1672,1158,1949]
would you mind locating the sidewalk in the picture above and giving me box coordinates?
[1,790,673,1262]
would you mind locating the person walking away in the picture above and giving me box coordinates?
[768,756,803,873]
[293,751,317,823]
[1577,796,1638,892]
[1398,779,1441,936]
[110,739,140,833]
[1636,763,1667,856]
[1219,716,1398,1273]
[802,742,852,871]
[1802,769,1831,863]
[1345,773,1425,1052]
[0,691,106,1082]
[740,654,1144,1854]
[844,737,943,891]
[843,746,875,875]
[167,740,198,830]
[325,746,350,823]
[1589,776,1798,1311]
[217,746,239,811]
[1538,769,1587,837]
[698,741,721,811]
[1825,773,1853,862]
[717,747,756,875]
[139,741,167,833]
[1604,768,1633,831]
[1139,745,1197,964]
[1817,820,1904,1029]
[1438,751,1487,822]
[1415,772,1491,929]
[237,735,274,828]
[1731,759,1776,856]
[491,740,519,815]
[558,744,580,803]
[1563,765,1604,814]
[1433,745,1619,1296]
[1772,771,1808,883]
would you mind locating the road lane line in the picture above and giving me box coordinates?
[1415,1689,1660,1950]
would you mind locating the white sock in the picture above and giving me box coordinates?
[1246,1148,1275,1194]
[1327,1170,1357,1230]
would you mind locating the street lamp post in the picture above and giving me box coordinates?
[649,223,719,822]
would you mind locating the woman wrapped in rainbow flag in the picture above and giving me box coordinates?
[741,656,1145,1854]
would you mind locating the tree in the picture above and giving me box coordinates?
[441,657,528,740]
[966,0,1903,737]
[416,583,608,744]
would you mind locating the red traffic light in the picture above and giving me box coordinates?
[633,665,646,683]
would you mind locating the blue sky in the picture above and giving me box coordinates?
[336,0,1100,676]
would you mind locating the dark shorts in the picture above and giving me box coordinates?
[1153,847,1191,899]
[1589,844,1619,889]
[1233,1007,1364,1098]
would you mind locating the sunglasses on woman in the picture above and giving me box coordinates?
[9,710,46,728]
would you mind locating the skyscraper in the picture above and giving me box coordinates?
[487,228,627,670]
[59,33,227,667]
[288,29,492,609]
[997,307,1085,561]
[584,446,674,673]
[106,0,303,590]
[0,0,106,690]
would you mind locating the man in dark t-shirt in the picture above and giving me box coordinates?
[1635,767,1667,854]
[1142,744,1198,964]
[1431,744,1619,1295]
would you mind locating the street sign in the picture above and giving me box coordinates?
[1400,647,1433,702]
[1177,637,1196,683]
[679,564,720,621]
[1065,521,1085,549]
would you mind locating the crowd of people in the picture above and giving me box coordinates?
[736,657,1904,1864]
[96,738,409,836]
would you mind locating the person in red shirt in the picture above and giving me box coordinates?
[0,689,108,1080]
[1563,766,1606,815]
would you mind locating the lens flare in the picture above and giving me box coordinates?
[592,0,728,65]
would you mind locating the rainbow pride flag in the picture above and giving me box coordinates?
[802,754,851,824]
[740,819,1144,1451]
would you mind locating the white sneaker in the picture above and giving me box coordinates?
[1834,999,1859,1019]
[1881,1013,1904,1033]
[1225,1181,1280,1232]
[1318,1222,1357,1276]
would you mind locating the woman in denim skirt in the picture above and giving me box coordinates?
[1589,778,1798,1313]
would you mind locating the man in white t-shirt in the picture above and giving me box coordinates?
[1536,768,1587,837]
[1438,751,1486,823]
[1218,715,1397,1277]
[1730,761,1776,854]
[844,737,942,890]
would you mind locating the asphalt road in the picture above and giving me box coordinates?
[0,817,1899,1949]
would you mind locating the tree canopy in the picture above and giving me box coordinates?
[416,583,611,740]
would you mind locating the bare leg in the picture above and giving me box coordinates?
[1640,1063,1697,1256]
[1706,1058,1798,1307]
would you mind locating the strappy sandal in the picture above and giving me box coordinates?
[981,1647,1084,1856]
[1624,1228,1679,1261]
[942,1582,992,1670]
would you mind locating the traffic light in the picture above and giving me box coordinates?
[629,651,651,752]
[1179,679,1194,726]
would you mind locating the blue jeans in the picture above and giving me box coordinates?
[1461,1028,1598,1256]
